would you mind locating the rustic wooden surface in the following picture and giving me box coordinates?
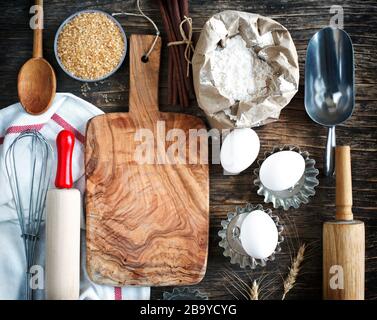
[0,0,376,300]
[85,34,209,287]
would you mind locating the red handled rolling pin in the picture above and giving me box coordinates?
[323,146,365,300]
[46,130,80,300]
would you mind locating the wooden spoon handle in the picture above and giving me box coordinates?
[335,146,353,220]
[33,0,43,58]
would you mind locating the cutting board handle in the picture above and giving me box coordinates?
[335,146,353,220]
[129,34,161,119]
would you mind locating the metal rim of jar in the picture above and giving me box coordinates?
[54,9,128,83]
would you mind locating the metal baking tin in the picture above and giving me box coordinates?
[218,203,284,269]
[163,287,208,300]
[254,145,319,210]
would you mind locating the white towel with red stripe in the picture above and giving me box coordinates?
[0,93,150,300]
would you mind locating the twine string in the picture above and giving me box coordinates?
[167,16,195,77]
[112,0,160,59]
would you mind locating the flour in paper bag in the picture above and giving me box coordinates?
[208,35,273,104]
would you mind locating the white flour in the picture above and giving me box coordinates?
[209,35,273,103]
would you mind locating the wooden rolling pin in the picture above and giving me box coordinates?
[323,146,365,300]
[46,130,80,300]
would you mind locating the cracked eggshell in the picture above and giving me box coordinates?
[260,150,305,191]
[220,128,260,174]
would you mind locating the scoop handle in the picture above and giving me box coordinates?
[33,0,43,58]
[55,130,74,189]
[335,146,353,220]
[324,126,336,176]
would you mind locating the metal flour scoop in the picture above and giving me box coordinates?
[305,27,354,176]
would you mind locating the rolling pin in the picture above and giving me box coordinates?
[323,146,365,300]
[46,130,80,300]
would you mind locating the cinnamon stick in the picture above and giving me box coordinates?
[176,0,195,99]
[158,0,185,105]
[162,0,189,106]
[171,60,178,105]
[167,49,173,105]
[168,0,190,93]
[158,0,190,107]
[165,0,189,106]
[182,0,195,98]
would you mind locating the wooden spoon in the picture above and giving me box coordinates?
[18,0,56,115]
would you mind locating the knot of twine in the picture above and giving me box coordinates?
[167,16,194,77]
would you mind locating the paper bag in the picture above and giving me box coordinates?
[192,10,299,129]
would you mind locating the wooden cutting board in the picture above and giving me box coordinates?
[85,35,209,286]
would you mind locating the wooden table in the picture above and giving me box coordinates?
[0,0,376,300]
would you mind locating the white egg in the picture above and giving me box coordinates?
[220,128,260,174]
[240,210,278,259]
[259,151,305,191]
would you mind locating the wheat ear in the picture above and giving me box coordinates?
[282,243,306,300]
[249,280,259,300]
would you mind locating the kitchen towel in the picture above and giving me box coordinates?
[0,93,150,300]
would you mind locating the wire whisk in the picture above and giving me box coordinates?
[5,130,54,300]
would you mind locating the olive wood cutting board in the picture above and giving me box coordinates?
[85,35,209,286]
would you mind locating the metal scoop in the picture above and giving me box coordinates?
[305,27,354,176]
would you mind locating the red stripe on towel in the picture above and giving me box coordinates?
[114,287,122,300]
[1,123,45,144]
[0,114,84,145]
[6,123,44,134]
[51,114,85,144]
